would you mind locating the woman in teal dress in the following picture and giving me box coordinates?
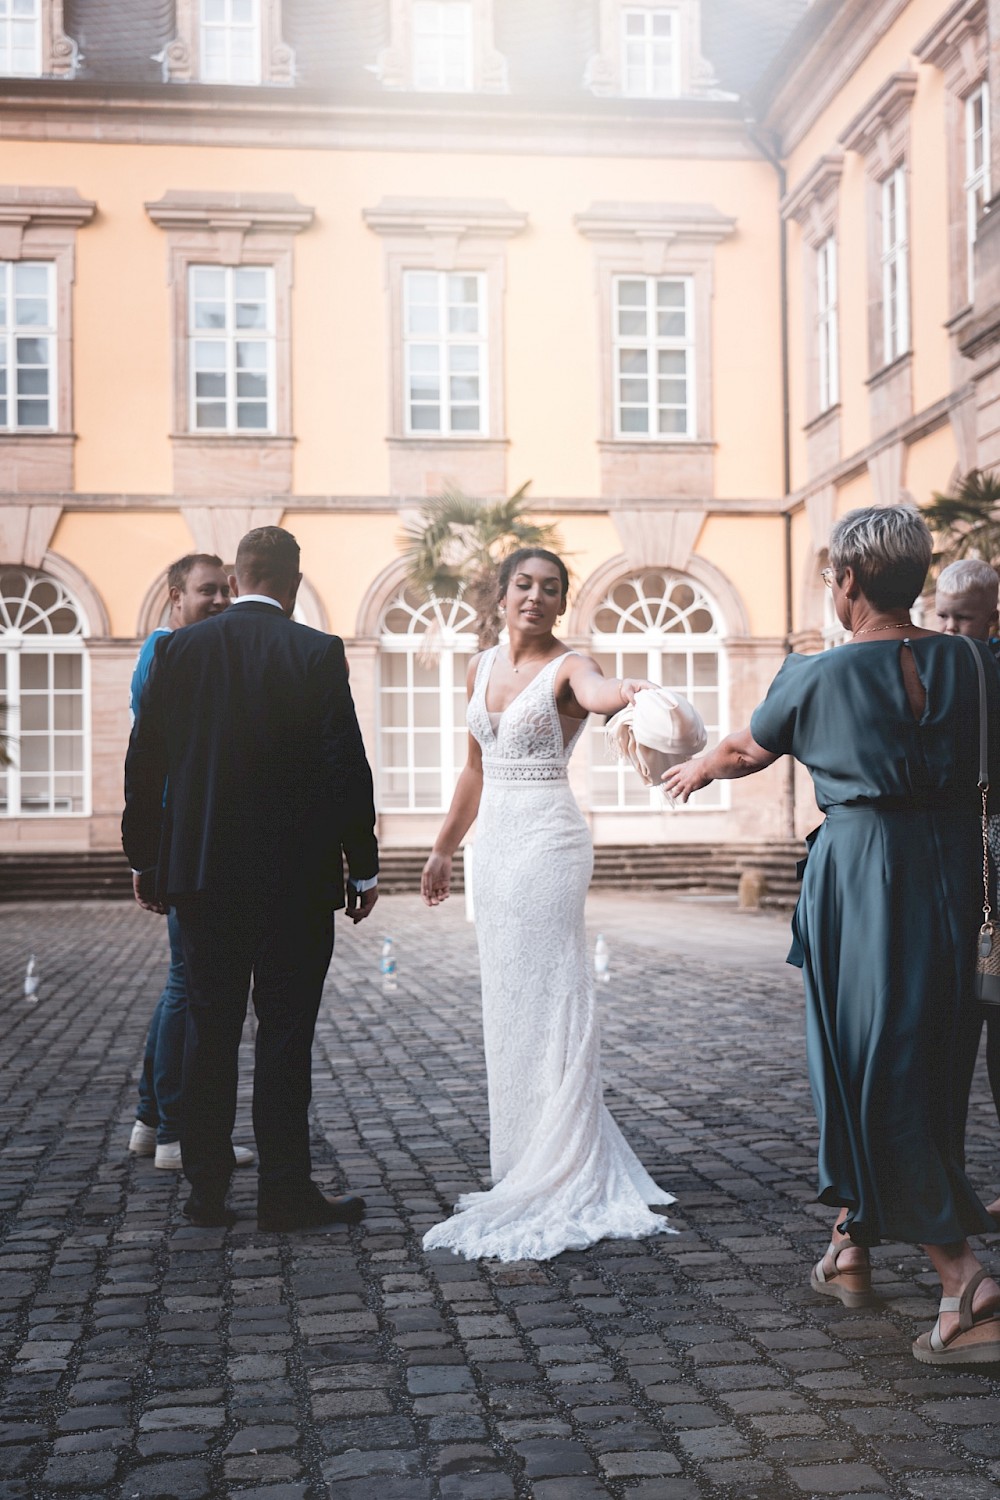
[665,505,1000,1366]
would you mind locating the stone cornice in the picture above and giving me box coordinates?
[574,201,737,244]
[0,86,757,160]
[838,72,918,157]
[144,189,314,234]
[781,153,845,224]
[0,185,95,231]
[913,0,987,71]
[363,197,528,240]
[756,0,912,155]
[0,492,788,516]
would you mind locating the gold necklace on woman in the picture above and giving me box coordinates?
[853,621,911,637]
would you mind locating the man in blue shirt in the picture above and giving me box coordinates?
[128,552,254,1171]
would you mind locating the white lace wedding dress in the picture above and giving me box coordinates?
[422,646,675,1262]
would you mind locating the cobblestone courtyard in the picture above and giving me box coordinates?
[1,893,999,1500]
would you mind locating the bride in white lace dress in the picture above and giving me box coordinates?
[420,548,675,1262]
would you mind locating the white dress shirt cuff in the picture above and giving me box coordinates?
[349,875,379,893]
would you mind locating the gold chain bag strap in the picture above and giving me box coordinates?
[961,635,1000,1005]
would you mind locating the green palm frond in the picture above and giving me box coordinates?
[398,481,563,649]
[922,468,1000,567]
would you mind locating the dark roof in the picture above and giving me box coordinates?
[702,0,812,98]
[57,0,801,103]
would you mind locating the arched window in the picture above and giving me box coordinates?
[0,567,89,817]
[589,569,727,809]
[378,586,478,811]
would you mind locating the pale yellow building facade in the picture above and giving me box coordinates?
[0,0,998,856]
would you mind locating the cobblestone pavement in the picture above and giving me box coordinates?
[1,892,999,1500]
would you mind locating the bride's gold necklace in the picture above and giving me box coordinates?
[853,621,911,637]
[507,646,555,674]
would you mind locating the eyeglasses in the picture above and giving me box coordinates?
[822,567,836,588]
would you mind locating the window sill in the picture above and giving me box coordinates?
[804,403,841,435]
[390,436,508,448]
[865,349,912,391]
[599,438,714,451]
[171,432,293,444]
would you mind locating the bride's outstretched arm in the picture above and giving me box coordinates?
[563,654,656,715]
[662,728,779,804]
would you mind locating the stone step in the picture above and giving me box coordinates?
[0,843,803,905]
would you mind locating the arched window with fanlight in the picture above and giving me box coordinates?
[589,569,727,809]
[0,567,90,817]
[378,586,478,811]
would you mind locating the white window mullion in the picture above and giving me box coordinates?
[5,647,20,816]
[896,168,910,355]
[965,82,991,300]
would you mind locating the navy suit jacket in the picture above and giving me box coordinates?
[122,601,378,907]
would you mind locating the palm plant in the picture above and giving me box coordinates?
[921,467,1000,566]
[399,483,562,649]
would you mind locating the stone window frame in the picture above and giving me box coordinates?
[783,153,844,434]
[162,0,294,85]
[0,187,95,493]
[585,0,716,99]
[0,0,76,78]
[363,197,528,499]
[575,201,735,501]
[375,0,508,92]
[838,71,917,434]
[145,190,313,499]
[914,0,989,318]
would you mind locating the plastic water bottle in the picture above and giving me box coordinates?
[380,937,398,993]
[23,953,39,1003]
[594,934,610,985]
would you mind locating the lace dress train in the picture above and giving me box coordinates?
[422,647,675,1262]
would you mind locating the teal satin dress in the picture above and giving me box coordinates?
[751,635,997,1246]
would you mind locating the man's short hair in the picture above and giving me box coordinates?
[235,526,300,591]
[936,557,999,604]
[167,553,224,594]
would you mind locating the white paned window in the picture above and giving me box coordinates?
[614,275,694,438]
[589,571,726,810]
[965,82,991,301]
[0,0,40,75]
[816,235,839,412]
[413,1,473,91]
[880,165,909,363]
[378,587,477,811]
[0,569,89,818]
[0,261,55,431]
[189,264,274,432]
[621,8,678,98]
[404,270,487,435]
[200,0,261,85]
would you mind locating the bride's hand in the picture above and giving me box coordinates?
[421,852,452,906]
[619,677,657,705]
[661,757,713,805]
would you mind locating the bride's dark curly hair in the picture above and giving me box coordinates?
[497,547,570,602]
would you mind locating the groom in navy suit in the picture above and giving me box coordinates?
[123,526,378,1229]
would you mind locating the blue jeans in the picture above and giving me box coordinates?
[136,908,187,1144]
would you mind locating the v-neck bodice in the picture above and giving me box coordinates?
[469,646,587,782]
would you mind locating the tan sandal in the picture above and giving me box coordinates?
[809,1240,874,1308]
[912,1268,1000,1365]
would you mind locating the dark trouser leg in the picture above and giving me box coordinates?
[152,908,187,1144]
[136,996,163,1130]
[175,897,249,1205]
[251,899,335,1203]
[987,1009,1000,1132]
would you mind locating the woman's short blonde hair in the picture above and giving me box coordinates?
[828,505,932,610]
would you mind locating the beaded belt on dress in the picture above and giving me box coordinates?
[482,759,568,783]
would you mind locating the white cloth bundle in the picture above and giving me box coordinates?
[604,687,707,806]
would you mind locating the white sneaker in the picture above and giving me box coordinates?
[128,1121,157,1156]
[155,1141,256,1170]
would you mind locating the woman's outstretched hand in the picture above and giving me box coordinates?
[661,757,714,805]
[421,852,452,906]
